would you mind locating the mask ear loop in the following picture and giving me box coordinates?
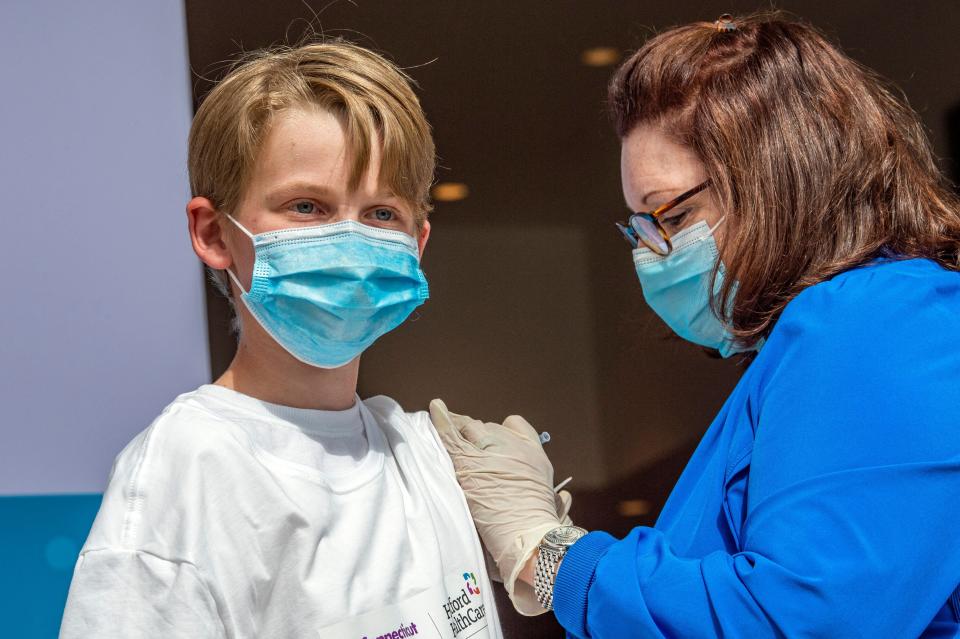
[705,216,729,265]
[222,212,255,296]
[669,215,727,253]
[707,215,727,235]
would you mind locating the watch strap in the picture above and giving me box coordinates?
[534,526,586,610]
[534,544,564,610]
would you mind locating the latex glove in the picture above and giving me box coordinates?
[430,399,570,616]
[482,488,573,584]
[557,487,574,526]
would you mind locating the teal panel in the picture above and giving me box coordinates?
[0,494,102,638]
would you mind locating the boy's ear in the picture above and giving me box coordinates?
[187,196,232,270]
[417,219,431,258]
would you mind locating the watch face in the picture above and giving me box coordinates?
[545,525,587,546]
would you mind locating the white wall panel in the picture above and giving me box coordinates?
[0,0,208,494]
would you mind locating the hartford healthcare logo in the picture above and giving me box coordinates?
[463,572,480,596]
[443,572,487,637]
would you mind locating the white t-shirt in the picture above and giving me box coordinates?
[60,385,503,639]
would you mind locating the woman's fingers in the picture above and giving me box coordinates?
[461,420,497,449]
[431,401,553,456]
[501,414,542,443]
[429,399,473,450]
[429,399,496,451]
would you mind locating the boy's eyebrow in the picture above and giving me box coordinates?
[267,181,337,199]
[267,181,401,201]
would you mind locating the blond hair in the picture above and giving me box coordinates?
[188,39,435,224]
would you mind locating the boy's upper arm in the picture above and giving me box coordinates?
[60,549,225,639]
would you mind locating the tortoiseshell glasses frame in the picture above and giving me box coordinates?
[616,179,712,255]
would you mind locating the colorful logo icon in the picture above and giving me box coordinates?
[463,572,480,596]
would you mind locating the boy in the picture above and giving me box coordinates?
[60,40,504,638]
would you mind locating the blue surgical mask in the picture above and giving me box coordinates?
[225,215,429,369]
[632,218,758,358]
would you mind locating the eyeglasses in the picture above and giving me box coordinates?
[616,179,712,255]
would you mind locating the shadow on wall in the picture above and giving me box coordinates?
[0,495,102,637]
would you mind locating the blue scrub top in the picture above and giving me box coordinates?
[554,258,960,638]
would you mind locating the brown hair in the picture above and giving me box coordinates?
[189,39,435,225]
[610,11,960,348]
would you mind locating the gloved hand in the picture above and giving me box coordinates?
[430,399,573,616]
[481,488,573,585]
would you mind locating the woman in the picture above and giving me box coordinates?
[430,12,960,638]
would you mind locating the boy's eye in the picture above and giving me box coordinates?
[292,201,317,215]
[372,208,395,222]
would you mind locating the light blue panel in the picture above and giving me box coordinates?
[0,1,208,495]
[0,494,102,638]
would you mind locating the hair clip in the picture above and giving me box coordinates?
[715,13,737,33]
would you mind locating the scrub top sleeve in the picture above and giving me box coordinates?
[553,531,616,636]
[554,525,736,638]
[60,549,226,639]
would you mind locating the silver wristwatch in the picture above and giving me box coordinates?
[534,525,587,610]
